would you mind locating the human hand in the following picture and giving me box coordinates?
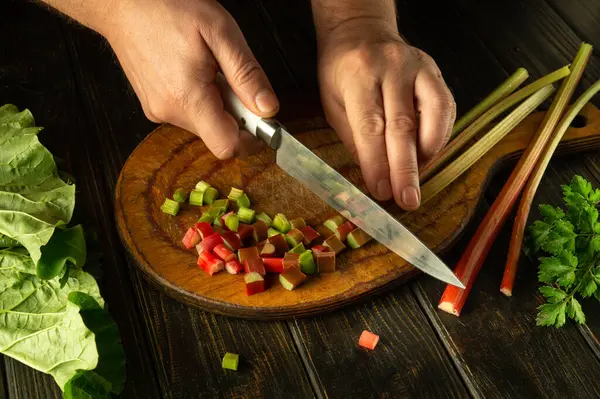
[317,18,456,210]
[103,0,279,159]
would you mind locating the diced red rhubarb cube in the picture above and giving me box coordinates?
[213,244,236,262]
[221,211,235,229]
[252,220,269,242]
[311,244,330,254]
[335,221,356,242]
[238,247,260,263]
[283,253,300,270]
[200,233,224,252]
[197,251,224,275]
[262,257,284,273]
[221,231,242,251]
[194,222,214,239]
[182,227,201,249]
[301,226,322,246]
[267,234,289,256]
[243,258,266,276]
[225,259,243,274]
[260,243,276,258]
[244,272,265,296]
[236,223,254,241]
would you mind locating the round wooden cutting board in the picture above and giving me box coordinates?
[114,105,600,319]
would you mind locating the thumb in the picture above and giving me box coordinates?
[203,9,279,117]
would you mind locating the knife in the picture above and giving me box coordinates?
[215,73,464,288]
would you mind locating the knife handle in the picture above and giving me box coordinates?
[215,72,282,149]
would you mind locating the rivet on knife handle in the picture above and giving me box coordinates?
[215,72,282,149]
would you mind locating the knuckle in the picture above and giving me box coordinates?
[357,113,386,137]
[146,100,171,122]
[432,94,457,114]
[392,162,419,178]
[386,114,417,137]
[343,46,375,70]
[231,57,263,87]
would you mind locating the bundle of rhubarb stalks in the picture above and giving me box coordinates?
[415,42,600,317]
[162,183,371,296]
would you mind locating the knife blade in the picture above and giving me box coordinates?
[215,73,464,288]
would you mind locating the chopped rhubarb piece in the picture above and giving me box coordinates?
[289,242,306,254]
[252,220,269,242]
[197,251,225,275]
[197,211,215,223]
[283,253,300,270]
[194,180,211,192]
[221,231,242,251]
[256,212,273,227]
[194,222,214,239]
[285,228,305,247]
[263,257,284,273]
[311,244,330,254]
[203,187,219,205]
[161,198,180,216]
[212,198,229,212]
[195,243,204,256]
[200,233,224,252]
[315,251,336,273]
[323,215,346,233]
[237,206,255,224]
[290,217,306,230]
[243,258,266,276]
[260,242,276,258]
[315,224,335,240]
[173,188,188,203]
[222,352,239,371]
[244,272,265,296]
[346,228,372,249]
[182,227,201,249]
[335,221,356,242]
[358,330,379,350]
[228,187,251,208]
[279,267,307,290]
[267,227,280,237]
[213,244,235,262]
[213,226,226,235]
[236,223,254,241]
[225,259,242,275]
[299,250,317,275]
[238,246,260,263]
[268,234,290,256]
[301,226,322,246]
[189,189,204,206]
[256,239,267,252]
[324,235,346,254]
[273,213,291,233]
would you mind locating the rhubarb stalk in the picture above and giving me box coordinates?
[501,77,600,296]
[452,68,529,138]
[420,65,570,182]
[438,43,593,316]
[420,84,555,204]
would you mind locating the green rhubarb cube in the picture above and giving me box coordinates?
[222,352,239,371]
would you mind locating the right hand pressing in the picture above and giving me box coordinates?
[103,0,279,159]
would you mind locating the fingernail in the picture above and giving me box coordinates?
[402,186,420,208]
[255,89,278,114]
[377,179,393,200]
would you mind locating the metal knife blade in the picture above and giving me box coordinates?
[215,73,464,288]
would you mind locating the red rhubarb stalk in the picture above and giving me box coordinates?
[438,43,592,316]
[263,257,284,273]
[501,75,600,296]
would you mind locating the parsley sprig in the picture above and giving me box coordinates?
[526,175,600,327]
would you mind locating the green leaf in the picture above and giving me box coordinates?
[539,204,565,223]
[538,252,577,285]
[539,286,567,303]
[536,302,567,327]
[63,370,112,399]
[558,270,576,288]
[37,225,86,280]
[541,231,573,255]
[529,220,552,251]
[567,297,586,324]
[579,274,597,298]
[0,105,75,265]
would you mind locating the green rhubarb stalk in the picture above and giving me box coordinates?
[228,187,251,208]
[161,198,180,216]
[420,84,555,204]
[267,227,281,237]
[347,228,372,249]
[256,212,273,227]
[189,189,204,206]
[213,210,225,227]
[420,65,570,182]
[198,212,215,223]
[289,242,306,254]
[452,68,529,138]
[195,180,211,192]
[173,188,188,203]
[237,206,255,224]
[203,187,219,205]
[299,250,317,275]
[225,214,240,232]
[212,199,229,212]
[273,214,291,233]
[222,353,239,371]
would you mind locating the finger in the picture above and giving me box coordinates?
[182,83,255,160]
[382,75,421,210]
[202,4,279,118]
[321,97,360,164]
[414,67,456,164]
[343,78,393,201]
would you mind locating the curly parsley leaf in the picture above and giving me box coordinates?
[536,302,567,327]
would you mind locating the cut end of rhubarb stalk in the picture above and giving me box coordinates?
[500,287,513,297]
[438,301,460,317]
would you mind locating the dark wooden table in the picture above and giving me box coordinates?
[3,0,600,398]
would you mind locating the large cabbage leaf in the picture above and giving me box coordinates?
[0,104,75,265]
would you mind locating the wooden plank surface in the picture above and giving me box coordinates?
[61,2,316,397]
